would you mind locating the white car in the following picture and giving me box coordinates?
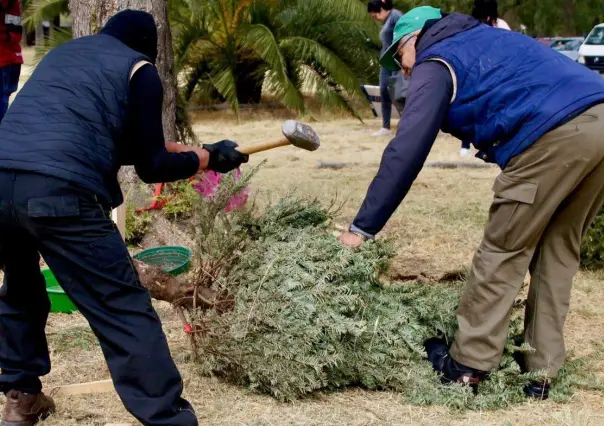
[578,23,604,73]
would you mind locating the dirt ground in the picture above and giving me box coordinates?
[2,49,604,425]
[0,115,601,425]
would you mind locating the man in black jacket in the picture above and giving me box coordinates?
[0,10,247,426]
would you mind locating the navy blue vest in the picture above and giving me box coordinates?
[416,18,604,167]
[0,34,148,207]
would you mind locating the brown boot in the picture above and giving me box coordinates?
[1,390,55,426]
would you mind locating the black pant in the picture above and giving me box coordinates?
[0,64,20,122]
[0,171,197,426]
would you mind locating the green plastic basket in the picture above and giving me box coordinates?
[43,269,78,314]
[133,246,192,277]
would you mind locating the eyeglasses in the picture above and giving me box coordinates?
[393,35,417,69]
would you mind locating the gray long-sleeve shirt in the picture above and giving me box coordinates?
[380,9,403,56]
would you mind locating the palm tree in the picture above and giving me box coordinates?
[171,0,380,118]
[25,0,381,119]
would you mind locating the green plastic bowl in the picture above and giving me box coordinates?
[133,246,192,277]
[43,269,78,314]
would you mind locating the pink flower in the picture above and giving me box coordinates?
[193,169,249,212]
[193,170,222,197]
[225,186,249,212]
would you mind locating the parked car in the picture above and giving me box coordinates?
[537,37,553,46]
[578,23,604,73]
[550,37,584,61]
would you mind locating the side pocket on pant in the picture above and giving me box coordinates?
[86,230,147,295]
[487,174,538,251]
[89,231,132,269]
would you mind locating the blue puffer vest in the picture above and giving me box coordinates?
[416,14,604,168]
[0,34,148,207]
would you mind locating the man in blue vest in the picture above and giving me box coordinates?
[0,10,247,426]
[338,6,604,399]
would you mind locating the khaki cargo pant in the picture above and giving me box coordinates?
[450,103,604,377]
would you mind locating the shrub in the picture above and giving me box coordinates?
[161,181,199,221]
[125,209,153,246]
[581,208,604,269]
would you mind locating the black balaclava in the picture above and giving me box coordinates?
[100,10,158,64]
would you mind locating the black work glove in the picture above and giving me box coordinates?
[202,140,249,174]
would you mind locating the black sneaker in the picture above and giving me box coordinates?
[424,337,488,389]
[524,380,551,400]
[512,348,551,400]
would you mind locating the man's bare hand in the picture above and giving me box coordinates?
[337,232,365,248]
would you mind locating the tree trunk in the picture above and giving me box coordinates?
[69,0,178,141]
[235,59,264,104]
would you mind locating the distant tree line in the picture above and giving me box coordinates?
[391,0,604,37]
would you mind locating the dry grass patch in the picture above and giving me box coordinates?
[1,117,603,425]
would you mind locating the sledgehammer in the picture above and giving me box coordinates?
[236,120,320,155]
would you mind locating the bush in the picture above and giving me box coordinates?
[581,208,604,269]
[161,181,198,221]
[125,209,153,246]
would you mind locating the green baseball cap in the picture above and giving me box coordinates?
[380,6,442,71]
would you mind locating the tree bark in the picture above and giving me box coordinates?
[69,0,178,141]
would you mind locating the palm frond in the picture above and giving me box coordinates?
[211,67,240,118]
[23,0,69,30]
[33,26,72,65]
[281,37,362,97]
[242,24,305,112]
[173,24,213,70]
[302,65,363,122]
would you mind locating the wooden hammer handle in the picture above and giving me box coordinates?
[236,138,290,155]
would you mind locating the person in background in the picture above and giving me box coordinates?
[459,0,511,157]
[0,0,22,122]
[367,0,403,137]
[472,0,511,30]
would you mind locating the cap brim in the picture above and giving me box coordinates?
[379,37,403,72]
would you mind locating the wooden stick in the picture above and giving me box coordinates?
[236,138,290,155]
[43,379,115,396]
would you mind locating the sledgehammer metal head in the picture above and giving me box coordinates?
[236,120,320,155]
[281,120,320,152]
